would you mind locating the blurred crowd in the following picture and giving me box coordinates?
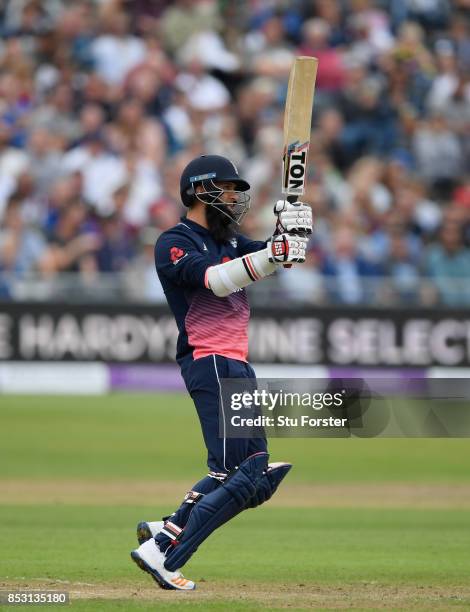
[0,0,469,306]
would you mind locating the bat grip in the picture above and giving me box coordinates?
[284,195,301,268]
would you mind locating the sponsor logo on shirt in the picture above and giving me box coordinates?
[170,247,187,265]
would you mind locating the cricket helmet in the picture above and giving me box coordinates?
[179,155,251,224]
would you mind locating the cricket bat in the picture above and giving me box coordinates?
[281,56,318,267]
[282,56,318,205]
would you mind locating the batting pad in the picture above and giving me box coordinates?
[164,452,269,571]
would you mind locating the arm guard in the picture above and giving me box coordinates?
[205,247,276,297]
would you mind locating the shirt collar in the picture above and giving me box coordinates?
[178,216,211,236]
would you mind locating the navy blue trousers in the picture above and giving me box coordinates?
[181,354,267,473]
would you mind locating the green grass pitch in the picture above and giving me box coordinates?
[1,393,470,610]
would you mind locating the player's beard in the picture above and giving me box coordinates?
[206,204,236,243]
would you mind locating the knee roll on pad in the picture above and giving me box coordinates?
[245,462,292,509]
[164,452,269,571]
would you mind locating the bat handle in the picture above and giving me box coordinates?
[284,195,301,268]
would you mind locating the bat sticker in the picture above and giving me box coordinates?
[283,140,309,195]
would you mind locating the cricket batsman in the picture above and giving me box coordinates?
[131,155,312,590]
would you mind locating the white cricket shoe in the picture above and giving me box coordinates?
[130,538,196,591]
[136,520,164,544]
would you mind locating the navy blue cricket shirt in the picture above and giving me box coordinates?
[155,217,266,366]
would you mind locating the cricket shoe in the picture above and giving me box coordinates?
[130,538,196,591]
[136,520,164,545]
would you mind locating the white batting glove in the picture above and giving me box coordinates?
[267,233,308,265]
[274,200,313,235]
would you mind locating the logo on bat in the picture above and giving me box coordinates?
[283,140,309,195]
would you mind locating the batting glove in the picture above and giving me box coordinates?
[274,200,313,235]
[268,233,308,265]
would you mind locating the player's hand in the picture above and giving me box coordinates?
[274,200,313,235]
[268,233,308,265]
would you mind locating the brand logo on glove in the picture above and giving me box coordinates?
[274,242,286,256]
[170,247,186,264]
